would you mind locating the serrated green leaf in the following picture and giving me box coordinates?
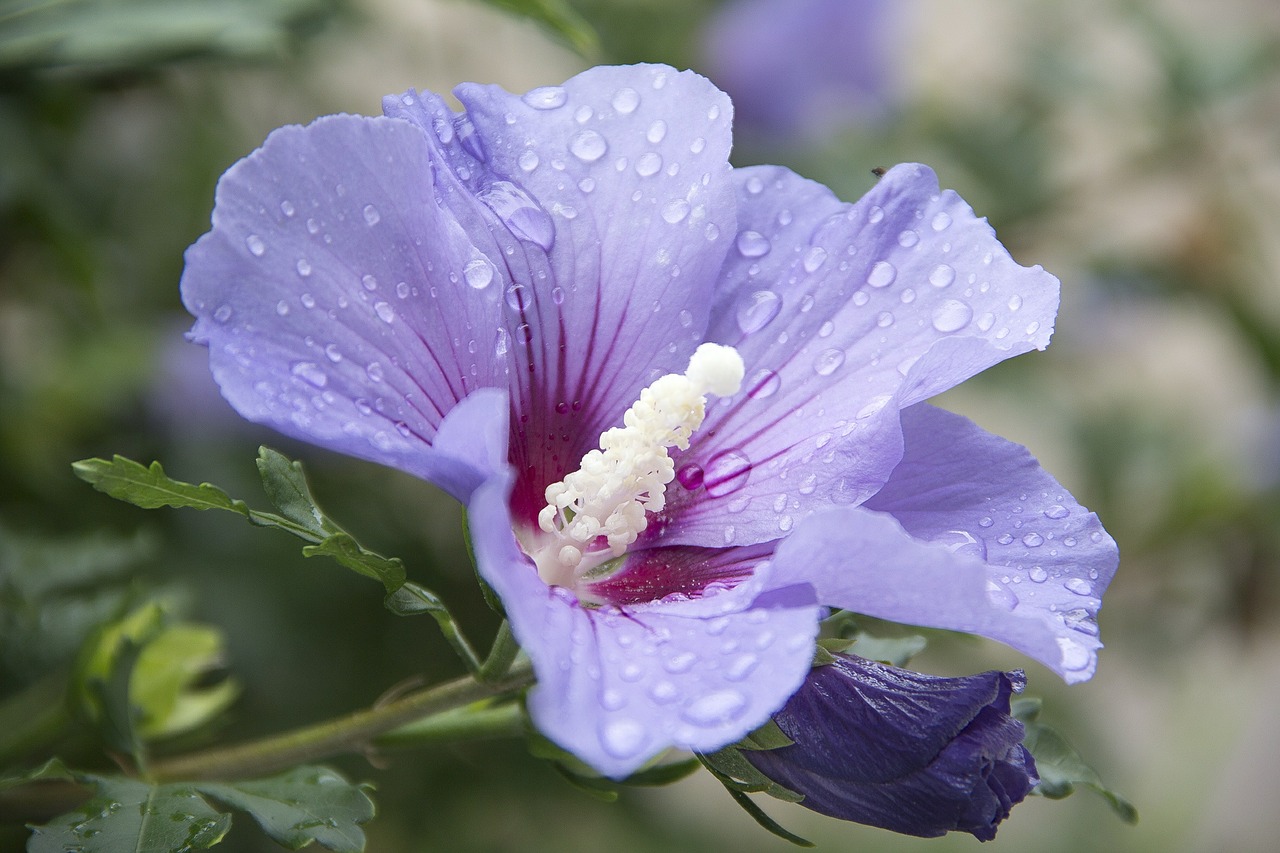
[302,533,406,593]
[197,766,374,853]
[1022,718,1138,824]
[255,447,335,539]
[478,0,599,56]
[73,456,252,517]
[27,776,230,853]
[383,580,447,616]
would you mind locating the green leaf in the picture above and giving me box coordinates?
[75,603,167,762]
[131,624,239,741]
[1017,707,1139,824]
[26,766,374,853]
[255,447,336,539]
[197,766,375,853]
[302,533,406,594]
[738,717,795,752]
[27,776,231,853]
[478,0,599,56]
[73,456,253,517]
[0,758,74,791]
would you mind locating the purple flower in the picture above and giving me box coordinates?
[703,0,899,139]
[180,64,1117,780]
[746,655,1037,840]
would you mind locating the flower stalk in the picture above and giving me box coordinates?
[148,662,534,782]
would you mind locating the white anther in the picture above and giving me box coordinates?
[536,344,744,583]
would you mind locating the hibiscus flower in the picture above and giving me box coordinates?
[181,64,1116,788]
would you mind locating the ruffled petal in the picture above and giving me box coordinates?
[466,472,820,778]
[181,114,509,496]
[770,409,1115,684]
[746,655,1036,840]
[436,65,738,521]
[654,163,1059,548]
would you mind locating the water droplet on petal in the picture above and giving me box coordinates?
[681,689,746,726]
[898,229,919,247]
[664,651,696,673]
[611,87,640,114]
[1065,578,1093,596]
[362,204,381,225]
[523,86,567,109]
[986,580,1019,611]
[1057,638,1091,671]
[803,246,828,273]
[477,181,555,250]
[931,211,952,231]
[1022,532,1044,547]
[725,654,760,681]
[245,234,265,256]
[518,150,539,172]
[570,129,608,162]
[929,264,956,288]
[867,261,896,287]
[736,290,781,333]
[600,718,647,759]
[936,529,988,560]
[464,258,495,290]
[704,450,752,497]
[374,302,395,323]
[296,258,312,277]
[1044,504,1070,519]
[1028,566,1049,583]
[662,199,690,224]
[291,361,327,388]
[676,463,704,490]
[213,305,232,323]
[747,369,780,399]
[646,120,667,143]
[735,230,771,258]
[814,348,845,375]
[931,300,972,332]
[635,152,662,176]
[868,205,884,223]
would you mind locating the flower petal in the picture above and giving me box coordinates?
[181,114,510,496]
[746,655,1036,840]
[443,65,738,519]
[769,404,1115,682]
[655,163,1060,548]
[466,472,820,778]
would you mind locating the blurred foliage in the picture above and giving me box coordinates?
[1,0,1279,850]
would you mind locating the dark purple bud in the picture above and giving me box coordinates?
[745,654,1037,840]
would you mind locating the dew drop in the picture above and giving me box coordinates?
[646,120,667,144]
[978,516,994,528]
[681,690,747,726]
[464,258,495,290]
[690,137,706,154]
[929,264,956,288]
[662,199,691,224]
[664,651,697,673]
[931,300,973,332]
[1044,504,1070,519]
[245,234,265,256]
[931,211,952,231]
[213,305,232,323]
[876,311,895,328]
[1028,566,1049,583]
[814,348,845,375]
[361,274,378,291]
[523,86,567,109]
[867,261,896,287]
[295,258,312,277]
[735,230,771,258]
[868,205,885,224]
[570,129,608,163]
[747,369,781,399]
[986,580,1019,611]
[803,246,828,273]
[1022,532,1044,547]
[518,150,539,172]
[1008,294,1023,311]
[611,87,639,114]
[897,229,919,248]
[725,654,760,681]
[1057,638,1091,671]
[396,281,411,298]
[704,450,752,497]
[275,300,289,316]
[477,181,555,250]
[600,719,647,759]
[635,152,662,176]
[324,343,342,363]
[1065,578,1093,596]
[936,529,988,560]
[300,293,316,309]
[362,204,381,226]
[676,463,704,490]
[291,361,327,388]
[745,175,764,194]
[649,681,678,703]
[374,302,395,323]
[736,290,781,333]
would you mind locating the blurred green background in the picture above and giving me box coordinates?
[3,0,1279,850]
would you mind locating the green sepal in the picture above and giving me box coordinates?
[1013,698,1138,824]
[697,752,812,847]
[719,785,815,848]
[738,717,795,752]
[25,765,374,853]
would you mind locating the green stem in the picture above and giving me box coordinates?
[478,620,520,682]
[374,702,525,750]
[147,663,534,782]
